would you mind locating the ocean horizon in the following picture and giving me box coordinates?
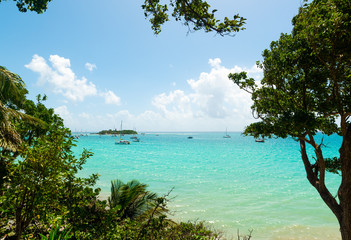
[74,132,341,240]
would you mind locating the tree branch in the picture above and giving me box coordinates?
[299,139,317,187]
[182,0,223,35]
[300,139,341,219]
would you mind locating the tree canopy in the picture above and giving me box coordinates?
[229,0,351,238]
[0,67,225,240]
[97,129,137,135]
[0,0,52,13]
[142,0,246,35]
[1,0,246,35]
[0,66,40,151]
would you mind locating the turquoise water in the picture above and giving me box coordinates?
[74,132,341,240]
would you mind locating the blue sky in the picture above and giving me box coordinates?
[1,0,303,132]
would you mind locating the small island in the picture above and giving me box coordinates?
[97,129,138,135]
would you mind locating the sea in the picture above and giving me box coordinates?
[73,132,342,240]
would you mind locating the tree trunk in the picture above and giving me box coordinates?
[15,207,23,240]
[339,123,351,240]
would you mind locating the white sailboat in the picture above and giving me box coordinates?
[130,128,140,142]
[115,121,130,145]
[223,128,231,138]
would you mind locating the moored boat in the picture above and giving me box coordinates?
[223,128,231,138]
[115,121,131,145]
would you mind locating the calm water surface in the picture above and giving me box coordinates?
[74,132,341,240]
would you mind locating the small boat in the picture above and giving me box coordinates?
[116,139,130,145]
[130,128,140,142]
[223,128,231,138]
[187,136,193,139]
[255,138,265,143]
[131,136,140,142]
[115,121,130,145]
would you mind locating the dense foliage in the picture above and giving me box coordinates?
[0,66,223,240]
[0,66,37,151]
[0,0,52,13]
[1,0,245,36]
[108,179,166,220]
[97,129,137,135]
[229,0,351,239]
[0,1,249,238]
[142,0,246,35]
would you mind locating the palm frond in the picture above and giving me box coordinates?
[108,179,124,209]
[0,66,26,107]
[108,179,165,219]
[0,66,44,151]
[0,121,22,151]
[0,103,21,151]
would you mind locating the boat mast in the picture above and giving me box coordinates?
[119,121,123,141]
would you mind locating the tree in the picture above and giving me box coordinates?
[1,0,246,36]
[229,0,351,239]
[0,92,99,240]
[0,66,29,151]
[108,179,166,220]
[0,113,94,239]
[0,0,52,13]
[142,0,246,35]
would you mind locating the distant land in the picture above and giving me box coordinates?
[97,129,137,135]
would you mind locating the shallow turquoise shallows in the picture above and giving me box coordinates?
[74,132,341,240]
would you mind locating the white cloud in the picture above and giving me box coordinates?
[85,62,97,72]
[100,90,121,106]
[152,90,192,120]
[55,105,71,118]
[26,55,123,107]
[107,110,133,120]
[54,105,76,127]
[49,58,262,132]
[208,58,222,68]
[79,112,91,119]
[26,54,98,101]
[152,58,261,122]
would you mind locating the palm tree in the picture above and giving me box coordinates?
[108,179,166,220]
[0,66,34,151]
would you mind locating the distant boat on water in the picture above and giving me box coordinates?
[130,136,140,142]
[115,121,130,145]
[223,128,231,138]
[187,136,193,139]
[130,128,140,142]
[255,138,265,143]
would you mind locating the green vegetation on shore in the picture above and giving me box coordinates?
[2,0,350,239]
[97,129,137,135]
[0,67,226,239]
[0,2,252,239]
